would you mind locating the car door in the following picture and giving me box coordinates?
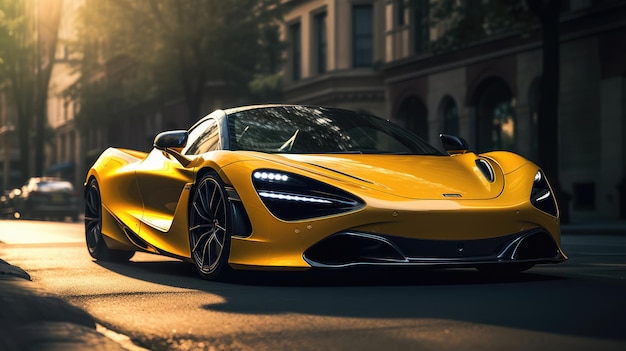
[134,118,220,253]
[135,148,193,234]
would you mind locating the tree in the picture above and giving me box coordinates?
[70,0,283,131]
[428,0,537,53]
[527,0,567,222]
[0,0,61,179]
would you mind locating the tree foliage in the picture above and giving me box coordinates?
[69,0,284,131]
[427,0,537,53]
[0,0,61,179]
[1,0,33,181]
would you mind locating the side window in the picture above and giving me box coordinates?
[182,119,220,155]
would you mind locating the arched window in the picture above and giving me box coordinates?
[439,95,459,136]
[475,77,515,152]
[396,95,428,141]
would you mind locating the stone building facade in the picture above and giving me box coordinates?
[281,0,626,221]
[3,0,622,222]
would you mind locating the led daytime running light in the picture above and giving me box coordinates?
[258,191,332,204]
[251,168,365,221]
[254,171,289,182]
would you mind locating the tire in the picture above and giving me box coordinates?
[84,178,135,262]
[189,171,233,280]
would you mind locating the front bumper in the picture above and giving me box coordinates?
[303,229,567,268]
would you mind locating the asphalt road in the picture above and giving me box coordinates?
[1,219,625,351]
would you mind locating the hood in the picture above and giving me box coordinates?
[278,153,505,200]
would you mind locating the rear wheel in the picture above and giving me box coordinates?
[189,171,232,280]
[85,178,135,262]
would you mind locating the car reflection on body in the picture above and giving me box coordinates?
[13,177,80,222]
[85,104,567,280]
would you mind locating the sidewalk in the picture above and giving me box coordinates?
[0,258,128,351]
[561,220,626,235]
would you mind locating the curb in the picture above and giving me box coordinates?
[0,258,31,280]
[0,260,128,351]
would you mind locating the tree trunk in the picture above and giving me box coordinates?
[9,56,34,183]
[16,106,31,183]
[528,0,569,222]
[34,0,62,176]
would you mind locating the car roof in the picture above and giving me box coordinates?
[188,104,302,132]
[220,104,296,115]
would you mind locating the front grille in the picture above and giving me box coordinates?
[303,232,406,266]
[303,229,564,268]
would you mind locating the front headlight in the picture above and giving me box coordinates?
[252,169,365,221]
[531,170,558,216]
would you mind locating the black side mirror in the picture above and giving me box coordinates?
[440,134,469,155]
[154,130,192,167]
[154,130,188,150]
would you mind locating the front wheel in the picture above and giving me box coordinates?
[189,171,233,280]
[85,178,135,262]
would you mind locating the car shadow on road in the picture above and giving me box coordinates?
[95,258,626,343]
[95,258,561,289]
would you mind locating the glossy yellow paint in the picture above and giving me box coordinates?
[88,148,146,247]
[217,153,560,269]
[87,146,561,270]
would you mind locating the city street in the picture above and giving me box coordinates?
[1,219,625,351]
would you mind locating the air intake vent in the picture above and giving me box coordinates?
[476,159,495,182]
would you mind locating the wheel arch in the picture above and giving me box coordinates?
[84,171,99,194]
[191,166,252,239]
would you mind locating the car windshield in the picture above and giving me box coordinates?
[226,106,443,155]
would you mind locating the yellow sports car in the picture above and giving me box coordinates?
[85,105,567,280]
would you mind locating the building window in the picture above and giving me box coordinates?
[413,0,429,53]
[440,95,459,136]
[475,77,516,152]
[290,22,302,80]
[397,0,406,26]
[314,11,327,74]
[352,4,373,68]
[63,99,69,121]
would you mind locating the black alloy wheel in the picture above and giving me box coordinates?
[84,178,135,261]
[189,171,233,280]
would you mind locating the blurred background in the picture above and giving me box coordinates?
[0,0,624,223]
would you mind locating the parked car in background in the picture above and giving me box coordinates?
[13,177,80,222]
[0,189,17,218]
